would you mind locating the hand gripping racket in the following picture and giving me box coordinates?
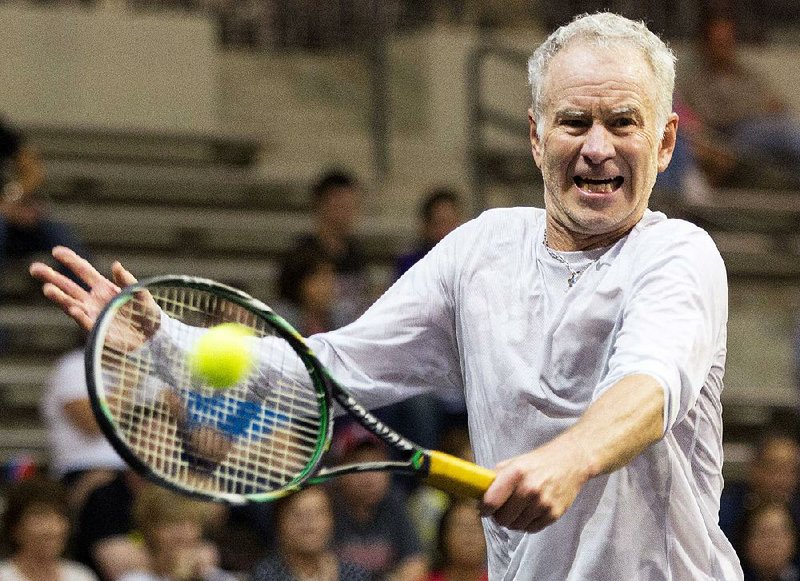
[86,275,495,504]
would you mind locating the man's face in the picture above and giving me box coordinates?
[530,41,677,248]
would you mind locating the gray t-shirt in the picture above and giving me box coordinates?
[309,207,742,580]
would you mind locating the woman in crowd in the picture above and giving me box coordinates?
[250,486,371,581]
[421,497,488,581]
[120,482,234,581]
[0,477,98,581]
[738,501,799,581]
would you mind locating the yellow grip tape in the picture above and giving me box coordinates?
[424,450,495,498]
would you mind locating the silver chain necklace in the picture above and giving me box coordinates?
[542,229,597,287]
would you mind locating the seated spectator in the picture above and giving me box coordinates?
[250,486,371,581]
[677,10,800,190]
[289,170,370,326]
[0,477,98,581]
[377,187,467,456]
[422,497,488,581]
[394,187,464,279]
[407,426,474,556]
[0,115,89,289]
[40,346,126,513]
[72,470,150,581]
[330,423,428,581]
[737,501,799,581]
[719,429,800,544]
[276,248,341,335]
[119,482,233,581]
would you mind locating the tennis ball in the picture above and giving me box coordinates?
[190,323,255,389]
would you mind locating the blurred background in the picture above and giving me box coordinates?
[0,0,799,577]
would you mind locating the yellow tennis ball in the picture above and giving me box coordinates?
[190,323,255,389]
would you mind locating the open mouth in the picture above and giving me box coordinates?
[574,176,624,194]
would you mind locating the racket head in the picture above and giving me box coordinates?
[86,275,333,504]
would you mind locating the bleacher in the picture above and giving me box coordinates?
[0,125,414,466]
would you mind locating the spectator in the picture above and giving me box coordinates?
[378,188,467,455]
[250,486,372,581]
[331,424,427,581]
[119,482,233,581]
[407,426,474,556]
[737,501,799,581]
[40,346,126,513]
[677,10,800,189]
[720,430,800,544]
[290,170,370,326]
[276,247,340,335]
[72,470,150,581]
[422,497,488,581]
[0,477,98,581]
[0,116,89,290]
[394,187,464,279]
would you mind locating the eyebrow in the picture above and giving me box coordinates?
[553,106,645,127]
[555,109,589,118]
[609,106,643,117]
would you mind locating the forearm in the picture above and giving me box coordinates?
[14,146,44,195]
[558,373,664,480]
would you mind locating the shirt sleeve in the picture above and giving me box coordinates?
[594,222,728,433]
[306,219,473,411]
[47,351,88,404]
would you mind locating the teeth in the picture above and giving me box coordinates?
[576,177,621,193]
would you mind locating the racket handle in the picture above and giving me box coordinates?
[424,450,495,498]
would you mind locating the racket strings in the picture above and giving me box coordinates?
[97,286,325,497]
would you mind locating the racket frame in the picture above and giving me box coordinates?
[85,275,432,504]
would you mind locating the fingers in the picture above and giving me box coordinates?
[30,261,89,302]
[111,261,137,289]
[481,452,580,533]
[480,464,520,517]
[52,246,109,289]
[40,282,95,332]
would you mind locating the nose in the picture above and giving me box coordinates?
[580,122,615,165]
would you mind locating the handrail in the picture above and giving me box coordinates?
[466,42,530,213]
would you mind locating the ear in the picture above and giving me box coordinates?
[528,109,543,168]
[657,113,679,172]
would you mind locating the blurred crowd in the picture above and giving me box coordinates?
[1,1,800,580]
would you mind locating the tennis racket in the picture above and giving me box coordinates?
[86,275,495,505]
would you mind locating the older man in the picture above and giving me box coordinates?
[31,12,741,580]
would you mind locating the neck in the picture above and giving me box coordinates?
[316,222,346,257]
[13,553,60,581]
[544,221,633,252]
[350,503,376,523]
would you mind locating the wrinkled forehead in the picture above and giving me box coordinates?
[541,38,657,103]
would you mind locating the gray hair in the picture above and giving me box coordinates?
[527,12,676,138]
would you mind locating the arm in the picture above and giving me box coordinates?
[482,374,663,532]
[12,144,45,197]
[484,223,727,533]
[63,398,104,437]
[1,145,45,227]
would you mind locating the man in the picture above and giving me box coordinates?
[289,169,370,325]
[30,12,742,579]
[0,116,89,288]
[394,187,464,279]
[677,11,800,188]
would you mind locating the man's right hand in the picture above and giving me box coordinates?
[29,246,137,332]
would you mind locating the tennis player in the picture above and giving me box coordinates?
[31,12,742,580]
